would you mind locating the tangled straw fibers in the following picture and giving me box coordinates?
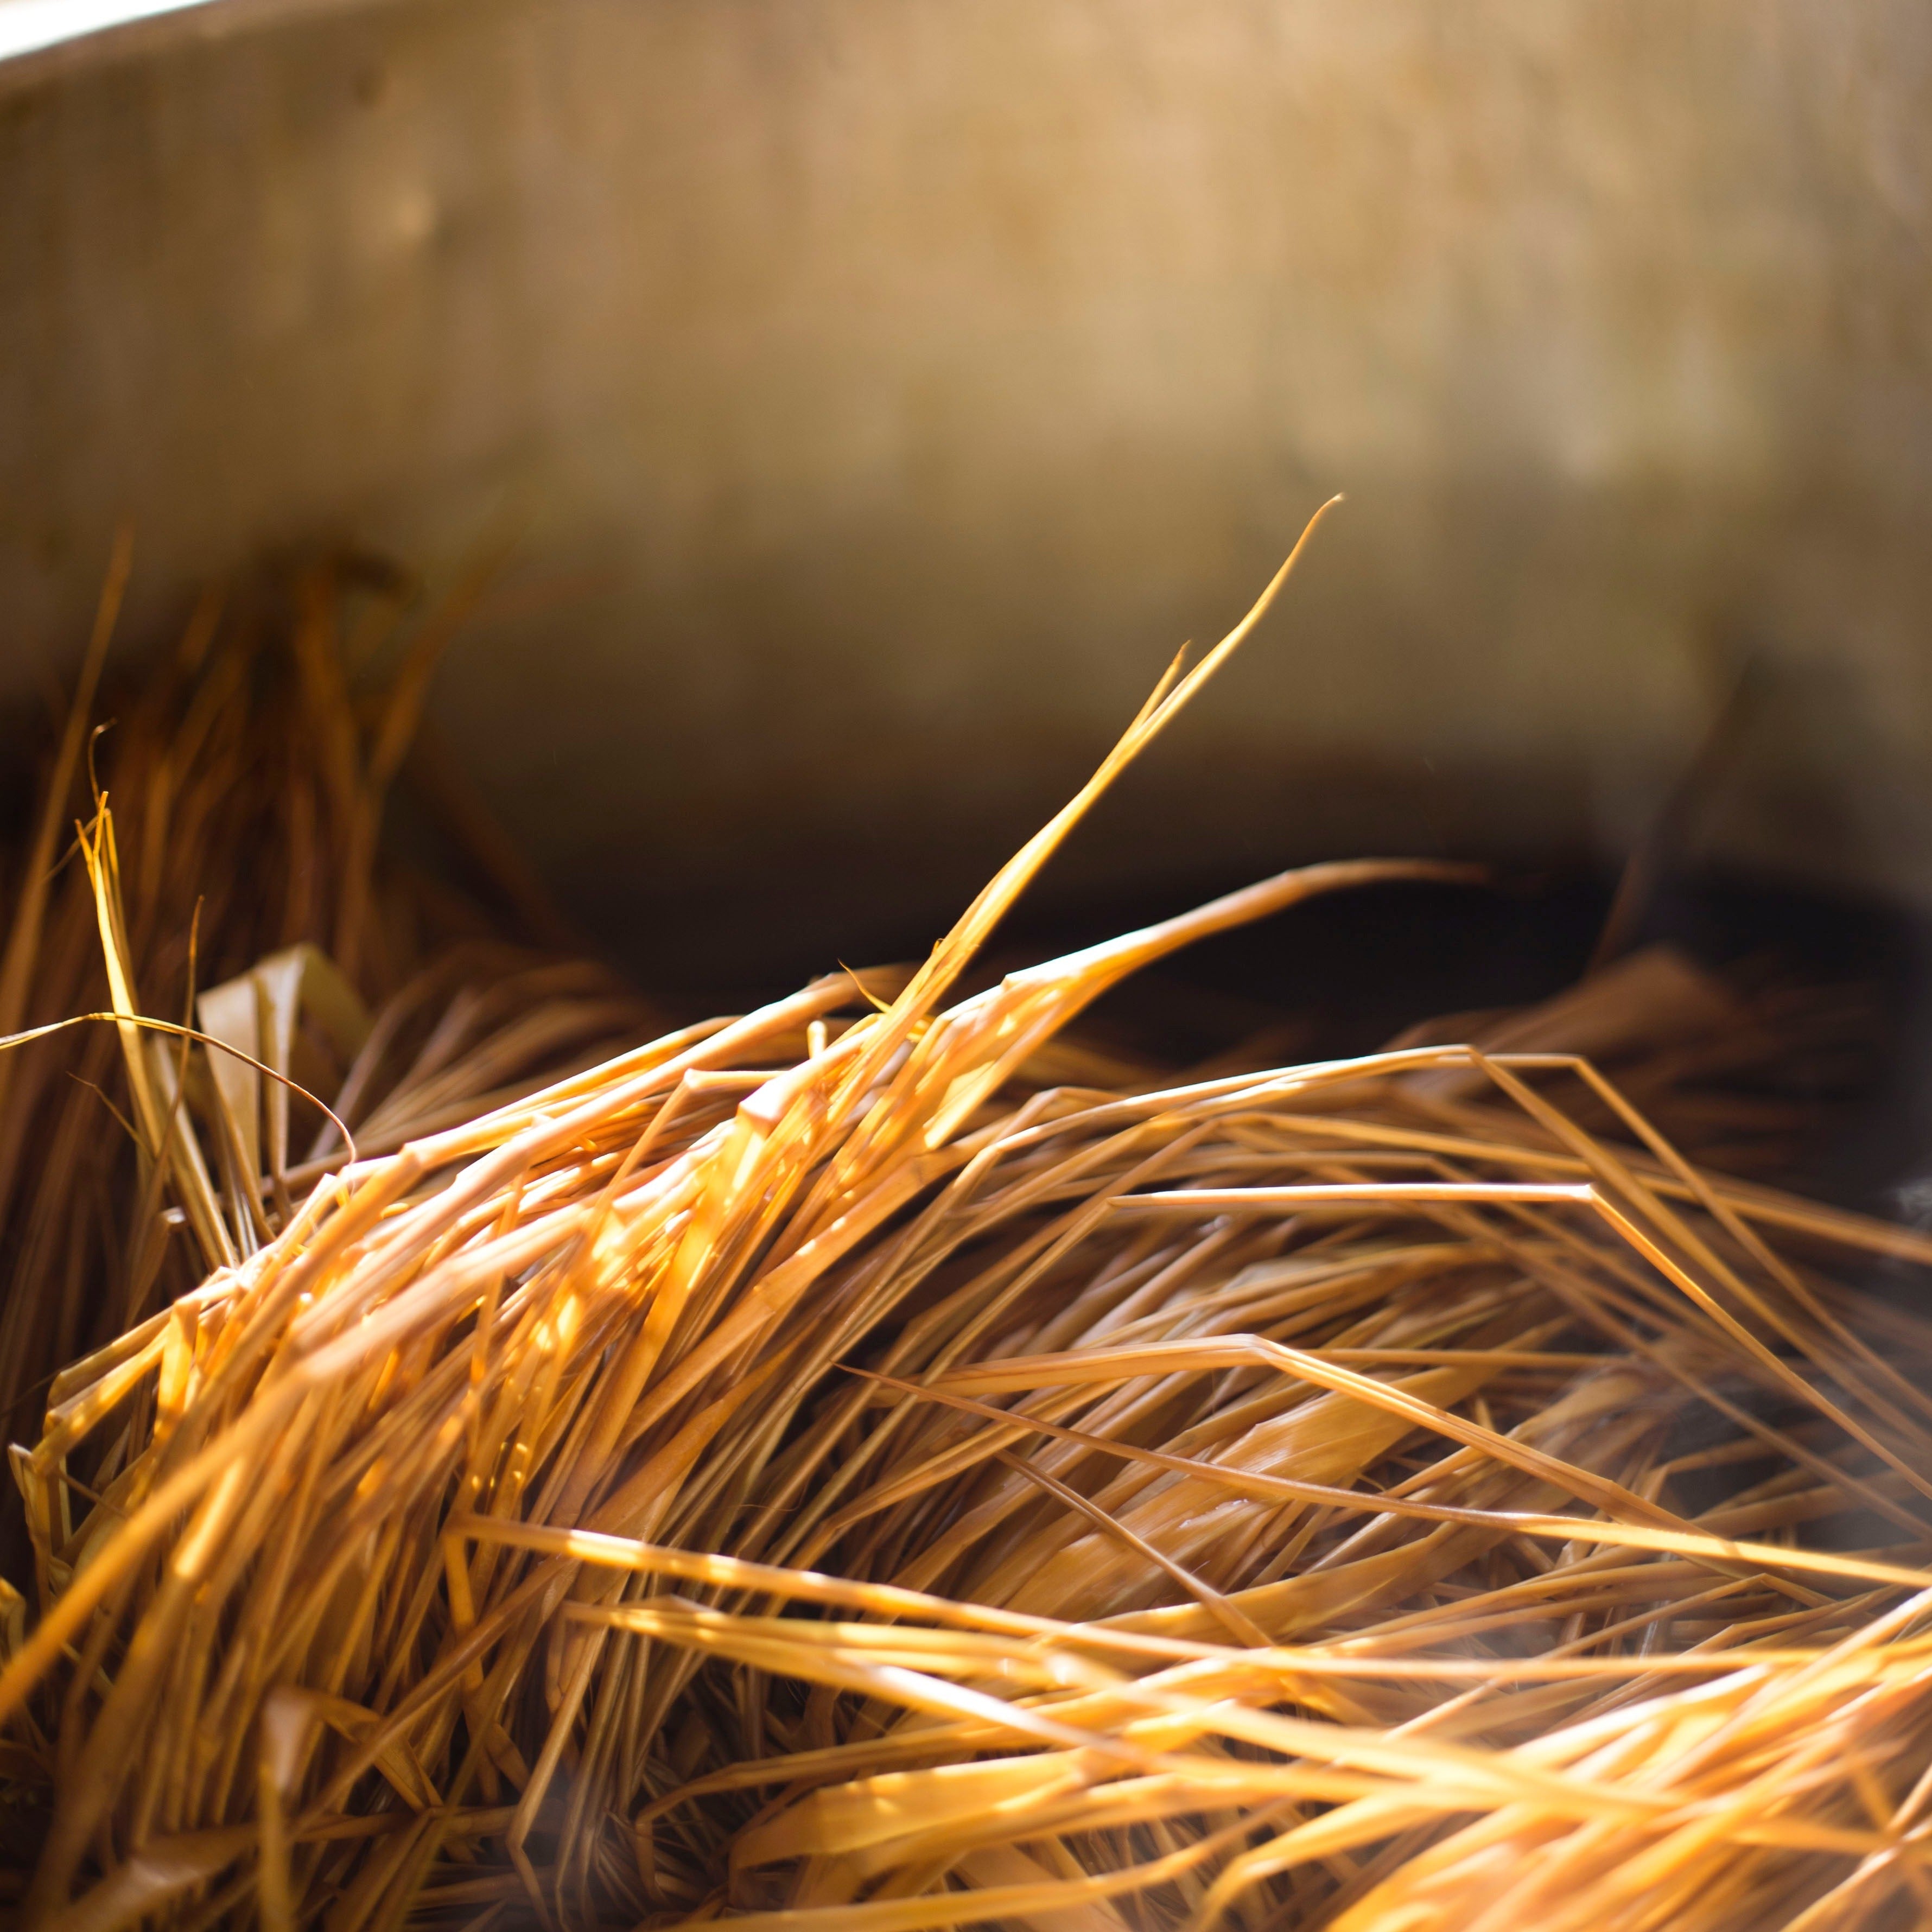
[7,511,1932,1931]
[0,537,653,1588]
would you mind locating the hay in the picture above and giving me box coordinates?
[6,510,1932,1931]
[0,544,653,1586]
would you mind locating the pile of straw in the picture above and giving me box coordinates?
[7,511,1932,1931]
[0,541,652,1581]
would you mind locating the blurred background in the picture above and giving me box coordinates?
[1,0,1930,1141]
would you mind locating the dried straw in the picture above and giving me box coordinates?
[0,546,653,1583]
[6,507,1932,1931]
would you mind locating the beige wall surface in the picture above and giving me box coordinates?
[2,0,1930,978]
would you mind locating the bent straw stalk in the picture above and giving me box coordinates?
[4,514,1931,1931]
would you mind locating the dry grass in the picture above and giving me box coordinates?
[0,541,653,1583]
[5,508,1932,1931]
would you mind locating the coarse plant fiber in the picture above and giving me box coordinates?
[5,507,1932,1930]
[0,536,656,1586]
